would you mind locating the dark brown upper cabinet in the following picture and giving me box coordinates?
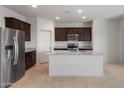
[67,28,82,34]
[5,17,31,41]
[66,28,77,34]
[55,28,67,41]
[24,22,31,41]
[83,28,92,41]
[55,27,92,41]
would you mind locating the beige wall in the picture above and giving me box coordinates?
[92,19,119,62]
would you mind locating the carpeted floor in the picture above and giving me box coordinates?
[10,63,124,88]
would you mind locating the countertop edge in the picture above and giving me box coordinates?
[25,48,36,53]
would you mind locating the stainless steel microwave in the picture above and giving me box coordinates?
[67,34,79,41]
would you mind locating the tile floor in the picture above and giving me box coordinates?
[10,62,124,88]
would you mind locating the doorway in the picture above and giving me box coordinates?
[37,30,52,64]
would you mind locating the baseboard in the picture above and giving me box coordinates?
[36,62,48,65]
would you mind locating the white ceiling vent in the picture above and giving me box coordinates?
[64,11,71,14]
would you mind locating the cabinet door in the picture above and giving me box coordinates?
[25,51,36,70]
[5,18,24,30]
[25,52,31,70]
[5,18,17,29]
[77,28,92,41]
[13,19,24,30]
[12,19,20,29]
[67,28,74,34]
[19,20,25,31]
[77,28,85,41]
[66,28,78,34]
[24,23,31,41]
[84,28,92,41]
[31,51,36,66]
[5,17,31,41]
[55,28,67,41]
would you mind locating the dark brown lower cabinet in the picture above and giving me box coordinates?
[25,50,36,70]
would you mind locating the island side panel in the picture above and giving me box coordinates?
[49,55,104,76]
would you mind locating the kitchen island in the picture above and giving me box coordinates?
[49,51,104,76]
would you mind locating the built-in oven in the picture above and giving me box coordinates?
[67,43,78,49]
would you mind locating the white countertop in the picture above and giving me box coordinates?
[25,48,36,53]
[54,46,93,49]
[49,50,103,55]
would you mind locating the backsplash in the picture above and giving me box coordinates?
[25,41,37,49]
[54,41,92,48]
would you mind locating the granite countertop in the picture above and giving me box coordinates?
[49,50,104,55]
[25,48,36,53]
[54,46,93,50]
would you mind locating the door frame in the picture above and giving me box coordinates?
[37,30,52,64]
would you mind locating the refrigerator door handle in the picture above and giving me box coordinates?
[13,37,18,65]
[16,38,19,65]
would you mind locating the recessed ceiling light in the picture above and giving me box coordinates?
[32,5,37,8]
[56,17,60,20]
[82,16,86,19]
[78,9,82,13]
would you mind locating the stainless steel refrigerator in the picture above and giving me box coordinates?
[0,27,25,88]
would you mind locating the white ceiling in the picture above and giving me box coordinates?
[4,5,124,23]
